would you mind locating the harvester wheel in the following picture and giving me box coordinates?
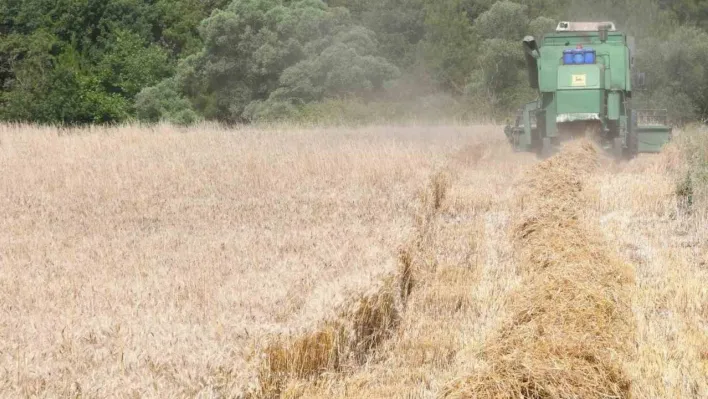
[612,137,624,161]
[626,128,639,159]
[541,137,553,159]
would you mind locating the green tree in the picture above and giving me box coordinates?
[3,0,706,125]
[140,0,398,123]
[245,26,399,120]
[332,0,426,67]
[463,2,535,113]
[659,0,708,31]
[528,16,556,38]
[0,39,130,124]
[635,26,708,122]
[0,0,227,124]
[475,1,529,40]
[134,78,200,124]
[154,0,231,56]
[96,30,172,99]
[421,0,478,92]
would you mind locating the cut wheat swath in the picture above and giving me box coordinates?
[442,141,635,398]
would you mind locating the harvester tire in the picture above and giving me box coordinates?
[626,129,639,159]
[612,137,624,161]
[541,137,553,159]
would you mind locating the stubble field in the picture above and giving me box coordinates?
[0,123,705,398]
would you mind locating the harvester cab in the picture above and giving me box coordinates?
[504,21,673,159]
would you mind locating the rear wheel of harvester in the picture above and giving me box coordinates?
[626,128,639,159]
[612,137,624,161]
[541,137,554,159]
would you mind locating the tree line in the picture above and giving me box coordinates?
[1,0,708,125]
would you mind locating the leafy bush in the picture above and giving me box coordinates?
[135,79,200,125]
[528,16,556,38]
[475,1,529,40]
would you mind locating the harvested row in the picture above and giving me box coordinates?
[443,141,636,398]
[263,137,532,398]
[242,170,452,398]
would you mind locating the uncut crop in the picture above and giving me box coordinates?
[0,124,477,397]
[0,124,705,399]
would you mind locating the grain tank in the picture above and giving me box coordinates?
[504,21,672,158]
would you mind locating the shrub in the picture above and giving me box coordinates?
[135,79,200,125]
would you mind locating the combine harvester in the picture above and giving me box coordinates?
[505,21,673,159]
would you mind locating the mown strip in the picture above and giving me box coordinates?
[442,141,635,399]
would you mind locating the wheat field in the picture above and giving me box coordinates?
[0,123,705,398]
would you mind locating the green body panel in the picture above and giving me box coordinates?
[557,64,603,89]
[539,32,629,92]
[542,93,557,137]
[556,90,602,115]
[607,92,621,120]
[505,24,672,158]
[635,125,673,153]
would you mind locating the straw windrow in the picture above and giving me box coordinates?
[442,140,635,398]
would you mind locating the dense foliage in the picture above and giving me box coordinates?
[1,0,708,124]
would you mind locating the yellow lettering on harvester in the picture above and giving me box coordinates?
[572,74,587,87]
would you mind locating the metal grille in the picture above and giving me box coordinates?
[634,109,669,126]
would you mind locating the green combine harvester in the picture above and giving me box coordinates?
[504,21,673,159]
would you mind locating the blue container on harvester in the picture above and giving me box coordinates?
[563,50,574,64]
[584,48,596,64]
[563,49,596,65]
[572,49,585,64]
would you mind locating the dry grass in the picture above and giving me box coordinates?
[0,123,705,398]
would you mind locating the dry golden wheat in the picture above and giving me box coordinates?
[0,123,481,397]
[0,123,705,398]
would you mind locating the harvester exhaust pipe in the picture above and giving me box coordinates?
[523,36,540,89]
[599,24,609,42]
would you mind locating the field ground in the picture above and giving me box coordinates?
[0,124,705,398]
